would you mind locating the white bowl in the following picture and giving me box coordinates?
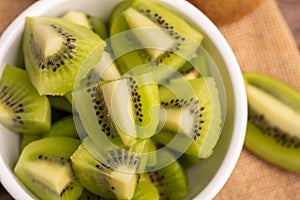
[0,0,248,199]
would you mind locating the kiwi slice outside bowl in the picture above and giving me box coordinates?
[244,72,300,172]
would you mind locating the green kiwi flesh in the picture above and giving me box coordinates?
[178,153,200,169]
[20,134,42,151]
[122,7,176,61]
[126,73,160,138]
[0,64,51,134]
[70,140,140,200]
[48,96,72,113]
[132,174,159,200]
[146,151,188,200]
[43,116,78,138]
[73,71,160,147]
[146,140,157,167]
[244,72,300,172]
[178,48,208,78]
[23,16,106,96]
[154,77,222,158]
[90,51,121,81]
[163,48,207,82]
[63,11,92,29]
[78,189,106,200]
[72,79,135,147]
[109,0,203,75]
[64,51,121,104]
[14,137,83,200]
[87,15,109,40]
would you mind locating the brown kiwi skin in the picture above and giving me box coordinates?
[188,0,265,26]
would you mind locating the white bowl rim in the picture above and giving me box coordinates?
[0,0,248,199]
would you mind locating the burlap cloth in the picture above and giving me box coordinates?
[0,0,300,199]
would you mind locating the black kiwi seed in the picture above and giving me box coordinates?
[124,8,186,65]
[127,77,145,123]
[0,85,25,125]
[30,24,77,72]
[248,110,300,148]
[161,97,205,141]
[36,154,71,165]
[86,85,119,139]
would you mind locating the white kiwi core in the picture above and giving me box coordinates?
[109,169,137,200]
[122,7,175,61]
[101,79,137,142]
[162,107,195,135]
[0,104,14,127]
[32,22,64,58]
[25,160,73,195]
[62,10,91,28]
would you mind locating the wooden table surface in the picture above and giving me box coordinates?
[0,0,299,199]
[277,0,300,50]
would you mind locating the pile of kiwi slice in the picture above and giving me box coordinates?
[0,0,228,199]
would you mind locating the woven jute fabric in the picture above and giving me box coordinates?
[0,0,300,199]
[218,0,300,91]
[214,0,300,199]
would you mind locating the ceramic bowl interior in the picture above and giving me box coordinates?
[0,0,247,199]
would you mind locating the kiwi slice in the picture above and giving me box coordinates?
[78,177,159,200]
[63,10,108,40]
[78,189,106,200]
[0,64,51,134]
[73,79,136,147]
[178,153,200,169]
[122,7,176,61]
[146,140,157,168]
[64,51,122,104]
[154,77,222,158]
[71,51,132,146]
[48,96,72,113]
[51,108,71,124]
[164,48,208,83]
[14,137,83,200]
[17,37,26,69]
[132,174,159,200]
[63,10,91,29]
[43,116,78,138]
[20,134,42,151]
[146,150,188,200]
[87,15,109,40]
[73,70,160,147]
[244,72,300,172]
[125,72,160,138]
[71,138,144,199]
[95,51,122,81]
[23,16,106,96]
[109,0,203,76]
[178,48,209,78]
